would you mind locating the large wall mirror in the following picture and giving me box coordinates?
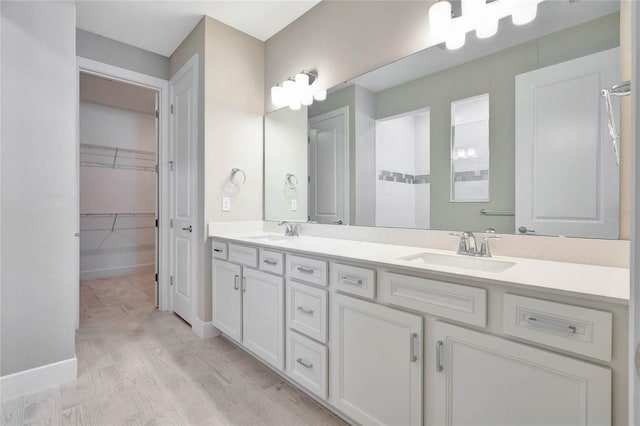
[264,0,626,239]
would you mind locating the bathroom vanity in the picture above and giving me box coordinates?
[210,232,628,426]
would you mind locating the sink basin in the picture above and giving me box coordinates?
[396,252,516,273]
[245,235,296,242]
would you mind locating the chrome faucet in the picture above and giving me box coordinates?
[449,231,501,258]
[278,221,299,237]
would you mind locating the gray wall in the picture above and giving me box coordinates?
[1,1,77,376]
[374,13,619,233]
[77,28,170,80]
[265,1,436,113]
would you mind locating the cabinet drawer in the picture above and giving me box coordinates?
[503,294,613,362]
[212,241,228,260]
[228,244,257,267]
[286,254,328,287]
[259,249,284,275]
[286,331,328,400]
[379,271,487,327]
[287,280,328,343]
[331,263,376,299]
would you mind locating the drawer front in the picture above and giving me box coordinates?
[259,249,284,275]
[287,280,328,343]
[503,294,613,362]
[212,241,228,260]
[379,271,487,327]
[286,330,328,400]
[228,244,258,268]
[331,263,376,299]
[286,255,328,287]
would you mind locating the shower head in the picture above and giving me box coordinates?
[609,81,631,96]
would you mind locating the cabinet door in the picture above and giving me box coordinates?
[330,294,422,426]
[212,259,242,343]
[432,322,611,426]
[242,268,285,370]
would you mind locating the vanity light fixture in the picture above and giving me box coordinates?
[429,0,545,50]
[271,71,327,110]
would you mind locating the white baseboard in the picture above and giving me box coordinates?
[0,357,77,401]
[191,317,220,339]
[79,263,155,281]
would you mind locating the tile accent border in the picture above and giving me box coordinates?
[378,170,430,184]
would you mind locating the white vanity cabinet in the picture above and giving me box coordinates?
[432,321,611,426]
[330,293,423,426]
[212,245,285,370]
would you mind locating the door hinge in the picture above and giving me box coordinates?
[155,110,159,118]
[170,219,174,228]
[170,276,174,286]
[308,137,310,144]
[308,176,311,183]
[170,104,174,114]
[155,219,159,228]
[168,160,174,171]
[155,164,159,173]
[155,273,158,282]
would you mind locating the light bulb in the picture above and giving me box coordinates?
[289,98,301,110]
[446,31,465,50]
[467,147,476,157]
[512,0,537,26]
[271,85,286,106]
[476,18,498,38]
[457,148,466,159]
[300,92,313,106]
[295,72,309,88]
[313,89,327,101]
[429,1,452,39]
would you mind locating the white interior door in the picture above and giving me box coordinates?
[154,91,160,308]
[169,60,197,324]
[515,47,620,238]
[308,107,348,225]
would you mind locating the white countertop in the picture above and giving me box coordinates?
[211,232,630,304]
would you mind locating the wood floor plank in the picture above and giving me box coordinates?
[4,273,349,426]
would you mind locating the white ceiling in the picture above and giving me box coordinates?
[76,1,321,57]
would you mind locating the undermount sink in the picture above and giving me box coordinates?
[245,234,296,242]
[396,252,516,273]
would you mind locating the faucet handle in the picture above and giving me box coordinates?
[479,236,501,258]
[449,232,468,255]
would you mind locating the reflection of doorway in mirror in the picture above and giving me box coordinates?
[375,109,430,229]
[450,94,490,203]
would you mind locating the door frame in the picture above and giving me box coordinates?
[308,106,350,224]
[76,57,172,326]
[168,53,199,326]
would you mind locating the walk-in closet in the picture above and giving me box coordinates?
[78,73,158,299]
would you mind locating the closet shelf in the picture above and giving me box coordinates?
[80,143,156,172]
[80,212,155,232]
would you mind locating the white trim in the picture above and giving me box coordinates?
[629,0,639,423]
[192,318,221,339]
[79,264,155,282]
[76,57,171,318]
[308,106,350,224]
[0,357,77,401]
[168,53,200,327]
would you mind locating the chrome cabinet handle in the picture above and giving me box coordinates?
[410,333,419,363]
[339,274,363,286]
[214,248,222,253]
[296,266,315,274]
[233,275,239,290]
[296,358,313,369]
[263,258,278,265]
[181,225,192,232]
[296,306,314,315]
[242,276,247,292]
[526,316,577,334]
[436,340,444,372]
[518,226,535,234]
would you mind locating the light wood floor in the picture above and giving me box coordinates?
[1,273,347,426]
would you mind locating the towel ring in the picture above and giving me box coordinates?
[230,168,247,187]
[285,173,299,189]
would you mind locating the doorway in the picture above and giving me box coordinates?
[78,72,160,306]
